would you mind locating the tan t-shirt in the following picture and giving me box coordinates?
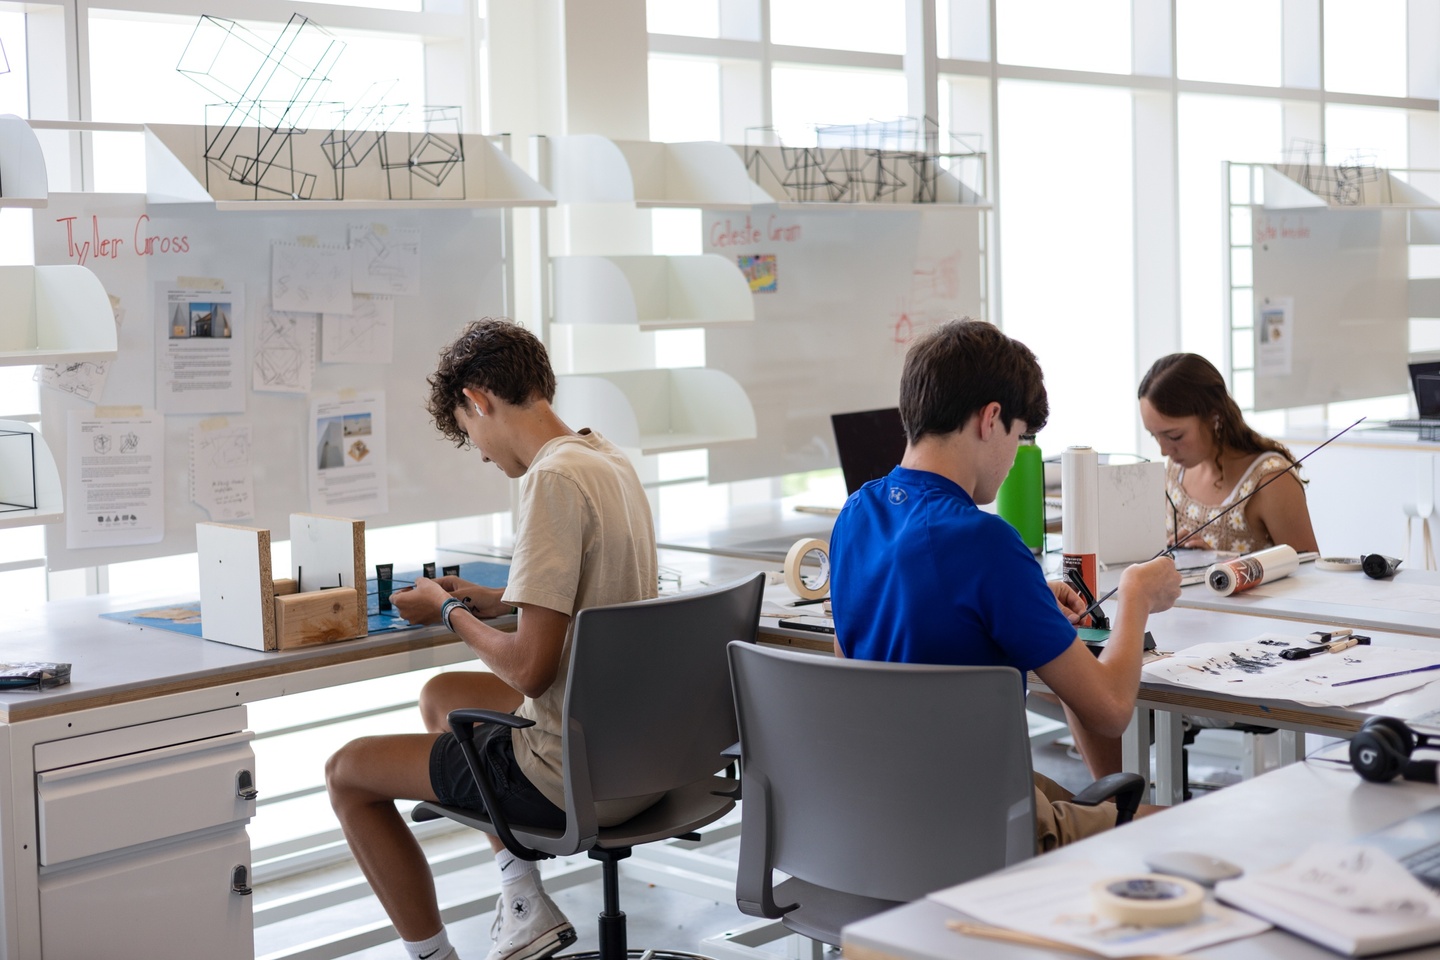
[503,429,658,825]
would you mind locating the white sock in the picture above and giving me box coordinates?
[494,847,540,890]
[403,928,458,960]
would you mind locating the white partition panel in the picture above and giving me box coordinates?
[552,255,753,328]
[0,115,49,206]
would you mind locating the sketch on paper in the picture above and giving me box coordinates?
[273,242,353,314]
[322,296,394,365]
[738,255,777,293]
[253,311,315,394]
[36,360,111,401]
[190,422,254,521]
[350,225,420,296]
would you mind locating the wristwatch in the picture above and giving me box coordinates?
[440,598,467,632]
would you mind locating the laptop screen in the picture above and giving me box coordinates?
[831,408,908,495]
[1409,361,1440,417]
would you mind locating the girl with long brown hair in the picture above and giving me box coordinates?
[1138,353,1318,554]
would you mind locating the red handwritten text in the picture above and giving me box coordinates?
[55,214,190,266]
[710,214,802,248]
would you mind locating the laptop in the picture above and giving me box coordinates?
[1388,362,1440,429]
[831,408,908,496]
[1361,806,1440,889]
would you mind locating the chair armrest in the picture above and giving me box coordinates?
[447,709,535,742]
[721,740,741,760]
[1070,772,1147,826]
[446,708,547,861]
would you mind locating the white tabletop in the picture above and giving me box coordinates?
[843,760,1440,960]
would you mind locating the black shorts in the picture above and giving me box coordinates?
[429,722,566,830]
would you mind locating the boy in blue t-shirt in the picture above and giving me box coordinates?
[830,319,1181,850]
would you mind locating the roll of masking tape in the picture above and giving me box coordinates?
[1091,875,1204,927]
[784,538,831,601]
[1316,556,1364,572]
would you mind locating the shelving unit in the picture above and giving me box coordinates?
[0,115,48,207]
[544,135,775,208]
[0,265,117,365]
[554,368,756,454]
[551,255,754,329]
[0,420,62,528]
[140,122,555,209]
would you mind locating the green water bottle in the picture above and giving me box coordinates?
[997,435,1044,553]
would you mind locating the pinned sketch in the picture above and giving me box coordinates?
[1143,635,1440,707]
[738,255,777,293]
[350,224,420,296]
[36,360,112,401]
[190,421,254,521]
[1258,296,1293,377]
[253,311,316,393]
[322,296,394,364]
[273,242,354,314]
[309,390,387,516]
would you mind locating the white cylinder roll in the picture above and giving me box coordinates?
[1061,446,1100,556]
[1206,544,1300,596]
[1091,875,1205,927]
[784,538,831,601]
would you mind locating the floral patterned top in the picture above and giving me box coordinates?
[1166,452,1292,554]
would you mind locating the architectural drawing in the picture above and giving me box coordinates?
[36,360,111,401]
[322,296,394,365]
[272,242,353,314]
[350,225,419,296]
[190,422,255,521]
[253,311,315,394]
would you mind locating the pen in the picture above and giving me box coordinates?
[788,596,829,607]
[1280,635,1367,660]
[1332,662,1440,687]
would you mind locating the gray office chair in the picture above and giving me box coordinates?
[411,572,766,960]
[727,643,1145,946]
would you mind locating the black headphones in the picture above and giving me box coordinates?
[1350,716,1440,784]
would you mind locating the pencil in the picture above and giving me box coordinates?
[1332,663,1440,687]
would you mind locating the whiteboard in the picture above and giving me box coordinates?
[1251,207,1409,411]
[700,207,984,483]
[35,194,513,570]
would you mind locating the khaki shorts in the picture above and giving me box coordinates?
[1032,771,1117,853]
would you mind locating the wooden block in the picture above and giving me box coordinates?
[196,522,276,651]
[290,513,367,640]
[274,588,362,649]
[273,578,298,596]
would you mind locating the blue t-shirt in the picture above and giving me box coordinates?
[830,466,1076,673]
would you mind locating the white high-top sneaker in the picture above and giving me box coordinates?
[484,889,578,960]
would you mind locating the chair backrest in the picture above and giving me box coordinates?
[728,643,1036,905]
[560,573,766,815]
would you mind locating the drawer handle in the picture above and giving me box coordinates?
[231,864,253,896]
[236,769,259,801]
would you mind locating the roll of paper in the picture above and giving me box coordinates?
[1062,446,1100,597]
[1206,544,1300,596]
[1092,875,1204,927]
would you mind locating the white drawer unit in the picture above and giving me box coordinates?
[32,707,257,959]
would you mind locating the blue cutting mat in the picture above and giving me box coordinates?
[103,559,511,639]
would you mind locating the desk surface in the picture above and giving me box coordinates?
[843,760,1440,960]
[0,548,781,724]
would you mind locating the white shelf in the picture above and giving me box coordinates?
[552,255,754,329]
[142,123,555,208]
[544,136,776,209]
[0,265,118,365]
[0,420,62,528]
[0,115,49,207]
[555,368,757,454]
[1264,163,1440,210]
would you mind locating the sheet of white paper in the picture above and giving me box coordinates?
[350,224,420,296]
[253,311,316,393]
[308,390,388,517]
[930,861,1270,959]
[190,422,254,521]
[155,282,246,415]
[1142,634,1440,706]
[36,359,111,401]
[1245,575,1440,616]
[273,242,354,314]
[321,296,394,364]
[65,410,165,548]
[1257,296,1294,377]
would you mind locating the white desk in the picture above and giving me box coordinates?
[843,760,1440,960]
[0,549,775,960]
